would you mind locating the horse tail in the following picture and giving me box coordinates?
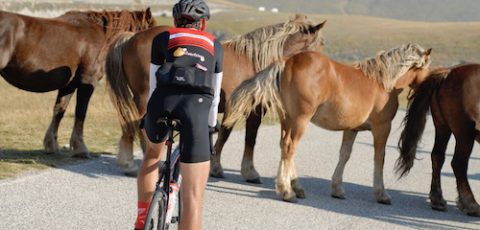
[223,61,286,127]
[105,32,141,140]
[396,72,447,177]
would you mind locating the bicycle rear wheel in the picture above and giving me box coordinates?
[143,189,167,230]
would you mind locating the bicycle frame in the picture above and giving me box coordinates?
[144,119,182,230]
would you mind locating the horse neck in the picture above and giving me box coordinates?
[222,43,256,80]
[329,59,392,104]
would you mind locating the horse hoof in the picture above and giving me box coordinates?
[457,201,480,217]
[431,203,447,212]
[375,190,392,205]
[466,210,480,217]
[295,190,306,199]
[291,179,304,198]
[377,198,392,205]
[331,194,346,200]
[430,198,447,212]
[124,170,138,177]
[72,152,93,159]
[282,193,298,203]
[331,187,346,200]
[246,178,262,184]
[209,163,225,178]
[210,172,226,178]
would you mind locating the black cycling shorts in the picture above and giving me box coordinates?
[143,87,213,163]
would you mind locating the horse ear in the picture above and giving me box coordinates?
[101,16,108,32]
[146,7,151,15]
[309,20,326,33]
[424,48,432,56]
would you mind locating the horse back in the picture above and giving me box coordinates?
[0,11,27,68]
[445,64,480,128]
[122,26,171,95]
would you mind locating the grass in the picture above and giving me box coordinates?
[0,80,122,179]
[2,9,480,179]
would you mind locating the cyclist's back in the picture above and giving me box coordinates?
[144,26,223,163]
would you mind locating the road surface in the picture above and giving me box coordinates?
[1,110,479,229]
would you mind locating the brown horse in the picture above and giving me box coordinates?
[0,9,155,158]
[224,44,432,203]
[105,15,326,174]
[397,64,480,216]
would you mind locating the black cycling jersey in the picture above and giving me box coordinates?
[151,28,223,95]
[144,28,223,163]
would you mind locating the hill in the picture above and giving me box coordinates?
[226,0,480,22]
[156,10,480,66]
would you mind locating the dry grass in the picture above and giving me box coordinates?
[0,79,121,179]
[2,9,480,178]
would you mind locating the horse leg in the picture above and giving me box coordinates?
[43,87,76,153]
[70,83,94,158]
[452,134,480,216]
[276,115,310,202]
[241,107,263,184]
[118,131,137,176]
[331,130,358,199]
[210,110,234,178]
[371,123,392,204]
[120,92,148,177]
[429,125,451,211]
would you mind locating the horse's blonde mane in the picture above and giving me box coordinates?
[224,14,324,72]
[354,43,431,90]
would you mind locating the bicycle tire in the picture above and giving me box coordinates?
[144,165,168,230]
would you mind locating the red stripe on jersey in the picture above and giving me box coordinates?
[168,28,216,55]
[168,41,214,54]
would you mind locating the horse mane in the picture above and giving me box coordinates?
[353,43,431,90]
[224,14,325,72]
[59,9,152,36]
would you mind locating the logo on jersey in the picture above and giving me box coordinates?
[174,48,186,57]
[173,47,205,62]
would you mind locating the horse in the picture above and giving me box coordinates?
[396,64,480,216]
[223,44,432,203]
[0,8,155,158]
[105,14,326,174]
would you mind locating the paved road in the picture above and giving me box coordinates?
[1,111,479,229]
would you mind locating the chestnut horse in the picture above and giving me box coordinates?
[105,15,326,174]
[224,44,432,203]
[0,9,155,158]
[397,64,480,216]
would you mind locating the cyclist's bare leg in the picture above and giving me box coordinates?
[179,161,210,230]
[135,131,166,227]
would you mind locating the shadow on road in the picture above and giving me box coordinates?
[208,168,479,230]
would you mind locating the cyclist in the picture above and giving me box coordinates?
[134,0,223,229]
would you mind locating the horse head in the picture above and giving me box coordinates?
[131,7,157,31]
[282,15,326,57]
[394,46,433,90]
[353,43,432,91]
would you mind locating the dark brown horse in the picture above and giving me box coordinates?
[0,9,155,158]
[224,44,432,203]
[397,64,480,216]
[105,15,326,174]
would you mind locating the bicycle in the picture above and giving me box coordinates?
[143,118,182,230]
